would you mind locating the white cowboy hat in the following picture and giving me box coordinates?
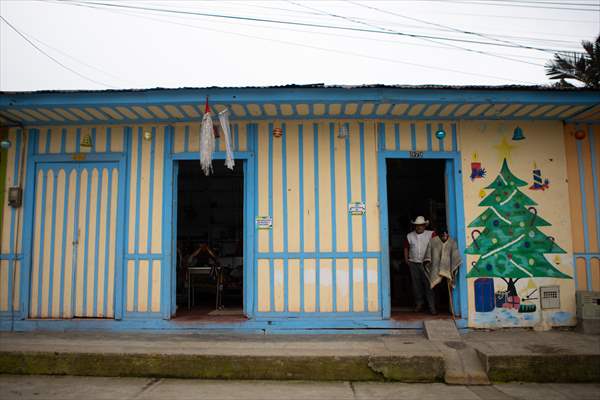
[411,216,429,225]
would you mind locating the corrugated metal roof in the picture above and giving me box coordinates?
[0,83,596,96]
[1,84,598,126]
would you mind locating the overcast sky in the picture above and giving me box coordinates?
[0,0,598,91]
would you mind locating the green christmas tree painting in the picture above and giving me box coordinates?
[466,159,571,311]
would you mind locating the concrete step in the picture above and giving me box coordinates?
[0,332,444,382]
[424,320,491,385]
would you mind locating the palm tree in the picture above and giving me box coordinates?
[545,35,600,89]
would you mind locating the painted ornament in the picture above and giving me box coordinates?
[80,134,93,148]
[529,164,549,191]
[478,189,486,198]
[574,129,586,140]
[470,153,486,181]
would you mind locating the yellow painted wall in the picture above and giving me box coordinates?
[564,124,600,291]
[460,120,576,328]
[255,120,383,313]
[0,128,27,312]
[126,125,166,314]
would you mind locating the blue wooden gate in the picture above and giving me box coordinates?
[29,162,121,319]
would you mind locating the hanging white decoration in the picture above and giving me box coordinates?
[219,108,235,170]
[200,98,215,176]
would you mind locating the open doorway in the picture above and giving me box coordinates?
[386,158,451,319]
[174,160,245,320]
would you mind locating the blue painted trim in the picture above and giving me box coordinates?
[35,168,48,316]
[80,164,93,316]
[329,122,337,312]
[114,127,131,320]
[7,131,21,313]
[106,127,112,152]
[282,123,289,312]
[248,123,258,317]
[30,153,126,163]
[92,165,103,317]
[437,123,445,151]
[69,164,81,318]
[426,123,433,151]
[451,123,458,152]
[576,139,590,256]
[345,123,354,311]
[102,164,112,318]
[8,112,597,127]
[268,122,274,312]
[183,125,189,153]
[298,124,305,312]
[19,129,38,318]
[166,130,177,318]
[377,147,466,319]
[146,127,156,312]
[588,125,600,259]
[255,251,382,259]
[124,311,163,320]
[133,127,143,312]
[0,254,22,260]
[0,316,456,332]
[75,128,81,154]
[171,151,252,160]
[45,167,58,317]
[3,88,598,109]
[313,123,321,312]
[359,123,369,314]
[572,254,600,290]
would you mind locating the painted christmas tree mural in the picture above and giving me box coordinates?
[466,159,571,309]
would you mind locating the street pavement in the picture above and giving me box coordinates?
[1,375,599,400]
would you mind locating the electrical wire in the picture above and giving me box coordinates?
[0,15,119,88]
[55,0,581,53]
[289,0,543,66]
[62,0,539,84]
[422,0,599,12]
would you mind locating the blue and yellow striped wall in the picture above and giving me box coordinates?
[565,123,600,291]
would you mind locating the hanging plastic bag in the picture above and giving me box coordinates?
[200,99,215,176]
[219,108,235,170]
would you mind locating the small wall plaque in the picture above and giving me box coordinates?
[256,216,273,229]
[348,202,366,215]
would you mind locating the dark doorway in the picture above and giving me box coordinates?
[386,158,451,317]
[175,160,244,320]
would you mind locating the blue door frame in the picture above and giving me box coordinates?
[166,147,256,319]
[19,128,128,320]
[377,150,468,320]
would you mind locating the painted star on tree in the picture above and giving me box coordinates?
[466,159,571,293]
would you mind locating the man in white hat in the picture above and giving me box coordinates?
[403,216,437,314]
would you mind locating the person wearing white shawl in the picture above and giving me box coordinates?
[423,226,462,317]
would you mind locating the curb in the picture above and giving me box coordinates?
[0,351,445,382]
[475,351,600,383]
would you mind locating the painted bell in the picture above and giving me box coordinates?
[512,126,525,141]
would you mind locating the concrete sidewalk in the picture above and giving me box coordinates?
[0,329,598,383]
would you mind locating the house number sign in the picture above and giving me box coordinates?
[409,151,424,158]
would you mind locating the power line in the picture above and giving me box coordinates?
[426,0,599,12]
[0,15,118,88]
[57,0,581,53]
[62,0,539,84]
[289,0,543,66]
